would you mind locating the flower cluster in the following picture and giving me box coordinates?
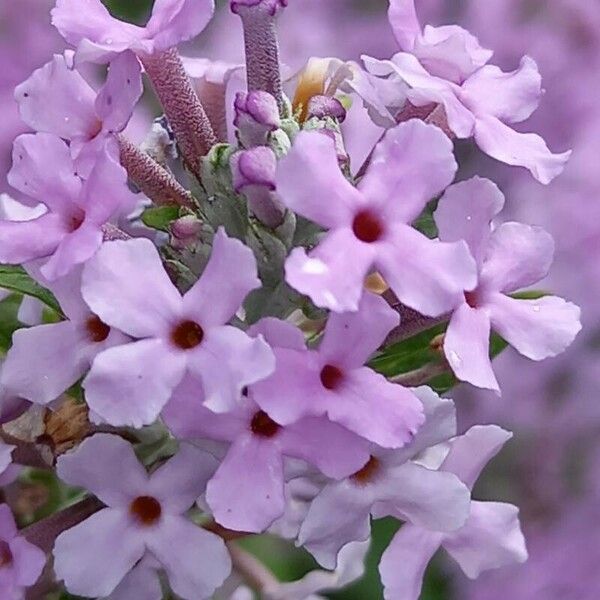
[0,0,581,598]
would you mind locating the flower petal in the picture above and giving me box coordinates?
[83,338,187,427]
[147,515,231,599]
[474,114,571,184]
[8,536,46,587]
[82,238,182,338]
[444,501,527,578]
[182,228,261,328]
[57,433,148,505]
[285,229,377,313]
[388,0,421,50]
[319,292,399,369]
[444,303,499,392]
[206,435,285,533]
[358,120,457,224]
[248,317,306,351]
[379,524,443,600]
[377,224,477,317]
[276,131,363,228]
[487,293,581,361]
[480,222,554,293]
[53,508,145,597]
[15,54,98,140]
[0,321,88,404]
[434,177,504,266]
[105,561,162,600]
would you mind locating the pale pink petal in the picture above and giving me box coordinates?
[377,224,477,317]
[106,561,162,600]
[480,222,554,293]
[56,434,148,505]
[182,228,261,328]
[147,515,231,599]
[444,303,499,392]
[388,0,421,50]
[358,120,457,224]
[487,293,581,361]
[206,435,284,532]
[319,292,398,369]
[474,114,571,184]
[82,239,182,338]
[379,524,443,600]
[462,56,542,124]
[285,229,377,313]
[444,501,527,578]
[0,321,88,404]
[276,131,364,228]
[248,318,306,351]
[8,536,46,587]
[15,54,98,140]
[83,339,187,427]
[434,177,504,265]
[53,508,145,597]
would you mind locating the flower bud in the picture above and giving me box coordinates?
[230,0,288,17]
[234,91,281,148]
[171,215,203,249]
[306,95,347,123]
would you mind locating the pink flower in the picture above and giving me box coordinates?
[53,434,231,599]
[51,0,215,63]
[81,228,275,426]
[361,0,571,183]
[379,426,527,600]
[0,134,138,280]
[435,177,582,392]
[297,388,470,569]
[15,51,143,177]
[0,504,46,599]
[251,293,424,448]
[277,119,477,314]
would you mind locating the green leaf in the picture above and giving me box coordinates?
[0,265,61,314]
[141,205,181,232]
[0,294,22,354]
[413,199,439,239]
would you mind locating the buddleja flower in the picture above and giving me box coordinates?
[81,228,275,426]
[0,134,138,280]
[434,177,581,392]
[0,504,46,599]
[361,0,571,183]
[53,434,231,598]
[277,119,477,314]
[15,51,142,177]
[51,0,215,63]
[379,426,528,600]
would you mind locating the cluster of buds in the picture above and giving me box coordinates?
[0,0,581,598]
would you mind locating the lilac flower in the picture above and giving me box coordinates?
[51,0,215,63]
[1,265,128,405]
[164,317,370,532]
[104,557,162,600]
[379,425,527,600]
[252,292,424,448]
[277,120,477,315]
[53,434,231,598]
[434,177,582,392]
[297,387,470,569]
[361,0,571,183]
[81,228,275,426]
[0,133,138,280]
[0,504,46,599]
[15,51,143,177]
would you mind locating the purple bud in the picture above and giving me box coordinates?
[231,0,288,17]
[234,91,280,148]
[171,215,203,249]
[231,147,285,227]
[307,95,347,123]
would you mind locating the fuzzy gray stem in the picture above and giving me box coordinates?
[141,48,217,175]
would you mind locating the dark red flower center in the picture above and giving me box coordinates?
[464,290,478,308]
[69,212,85,232]
[130,496,162,526]
[350,456,380,485]
[352,210,384,243]
[86,315,110,343]
[250,411,281,438]
[0,541,14,568]
[171,320,204,350]
[320,364,344,390]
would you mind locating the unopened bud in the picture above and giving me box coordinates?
[234,91,280,148]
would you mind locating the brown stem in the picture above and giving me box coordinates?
[227,542,280,593]
[0,430,52,470]
[118,134,194,207]
[390,362,449,387]
[141,48,217,175]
